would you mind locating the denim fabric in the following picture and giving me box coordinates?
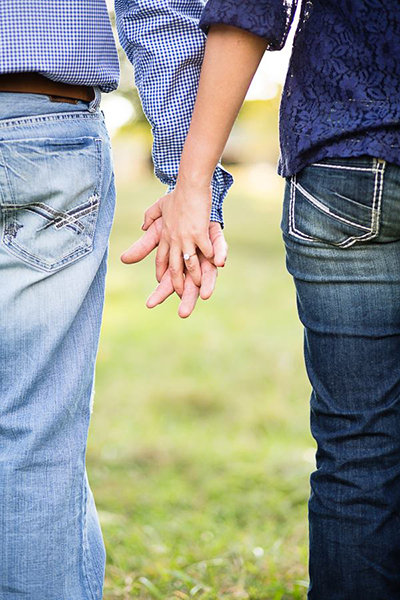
[280,155,400,598]
[0,93,116,599]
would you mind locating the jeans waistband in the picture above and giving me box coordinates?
[0,88,102,121]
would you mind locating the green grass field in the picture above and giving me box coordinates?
[87,162,316,599]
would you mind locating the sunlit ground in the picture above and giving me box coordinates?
[87,153,315,599]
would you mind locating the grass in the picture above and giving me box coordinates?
[86,158,315,599]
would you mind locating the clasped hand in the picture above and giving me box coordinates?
[120,183,227,318]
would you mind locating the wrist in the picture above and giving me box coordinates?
[176,168,213,192]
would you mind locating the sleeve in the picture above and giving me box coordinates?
[199,0,298,51]
[114,0,234,226]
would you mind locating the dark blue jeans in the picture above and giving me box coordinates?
[281,155,400,599]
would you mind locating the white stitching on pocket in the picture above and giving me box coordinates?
[0,137,103,272]
[309,162,376,172]
[289,174,318,242]
[294,181,371,232]
[288,159,386,247]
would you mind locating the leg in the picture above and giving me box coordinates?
[0,93,115,599]
[280,156,400,599]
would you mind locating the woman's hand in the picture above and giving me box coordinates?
[139,24,267,297]
[140,180,220,296]
[120,215,228,317]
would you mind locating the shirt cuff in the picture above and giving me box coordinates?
[199,0,297,51]
[166,164,234,229]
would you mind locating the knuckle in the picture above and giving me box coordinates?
[154,218,163,234]
[168,234,180,245]
[169,265,180,276]
[192,229,202,240]
[194,229,206,241]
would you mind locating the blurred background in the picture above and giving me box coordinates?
[89,3,315,599]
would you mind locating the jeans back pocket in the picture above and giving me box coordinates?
[281,156,386,248]
[0,136,103,272]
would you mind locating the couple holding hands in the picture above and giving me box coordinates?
[1,1,400,599]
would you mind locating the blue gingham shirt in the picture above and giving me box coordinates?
[0,0,233,225]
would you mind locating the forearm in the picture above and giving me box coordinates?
[177,25,268,189]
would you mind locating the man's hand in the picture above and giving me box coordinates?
[145,255,218,318]
[137,183,222,298]
[120,216,227,318]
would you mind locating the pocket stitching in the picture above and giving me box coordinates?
[288,159,386,247]
[294,181,372,232]
[0,137,103,272]
[1,234,93,271]
[289,174,318,243]
[308,162,376,172]
[0,111,100,130]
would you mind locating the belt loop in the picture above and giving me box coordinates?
[88,87,101,113]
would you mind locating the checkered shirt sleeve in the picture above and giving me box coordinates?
[115,0,234,225]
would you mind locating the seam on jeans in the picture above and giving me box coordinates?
[294,181,371,231]
[288,160,386,247]
[1,235,92,271]
[0,145,13,204]
[324,158,385,247]
[1,196,100,234]
[0,111,100,129]
[309,162,376,172]
[89,138,103,247]
[289,174,318,242]
[53,195,100,230]
[81,475,97,600]
[371,159,386,234]
[0,135,98,147]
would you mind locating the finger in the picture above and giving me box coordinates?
[120,218,162,264]
[146,269,174,309]
[209,222,228,267]
[142,198,163,231]
[199,254,218,300]
[169,245,185,297]
[183,250,202,287]
[195,234,214,262]
[178,273,200,319]
[155,238,170,283]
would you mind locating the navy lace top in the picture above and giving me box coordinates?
[200,0,400,177]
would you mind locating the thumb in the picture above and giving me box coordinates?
[120,222,160,263]
[197,235,214,261]
[209,222,227,267]
[142,198,163,231]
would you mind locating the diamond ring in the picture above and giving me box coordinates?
[183,252,196,260]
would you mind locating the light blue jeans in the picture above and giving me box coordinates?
[0,91,115,599]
